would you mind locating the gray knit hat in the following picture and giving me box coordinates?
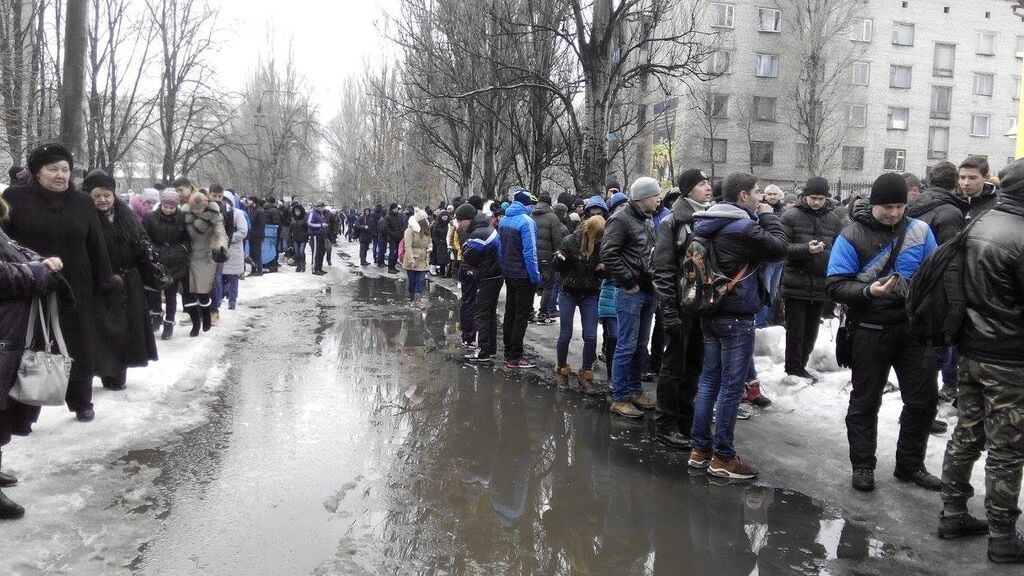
[629,177,662,201]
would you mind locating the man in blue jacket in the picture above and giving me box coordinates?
[458,203,503,364]
[687,173,788,480]
[498,189,541,369]
[307,201,328,275]
[827,172,940,493]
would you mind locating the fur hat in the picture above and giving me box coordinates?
[27,143,74,175]
[82,169,116,192]
[455,203,477,221]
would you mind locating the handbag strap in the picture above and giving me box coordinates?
[23,297,42,348]
[45,293,69,357]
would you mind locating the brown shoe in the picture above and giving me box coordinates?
[688,448,713,469]
[554,365,572,388]
[210,311,220,326]
[610,401,643,419]
[630,394,655,410]
[578,369,603,396]
[708,455,759,480]
[746,379,772,407]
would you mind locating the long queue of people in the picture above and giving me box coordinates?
[352,157,1022,564]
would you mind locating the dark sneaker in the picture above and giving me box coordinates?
[0,490,25,520]
[75,409,95,423]
[687,449,713,469]
[504,358,536,369]
[938,512,989,540]
[852,468,875,492]
[708,455,759,480]
[610,401,643,419]
[736,406,752,420]
[895,468,942,491]
[655,431,692,450]
[465,352,493,364]
[931,419,949,435]
[989,532,1024,564]
[0,470,17,488]
[630,394,655,410]
[787,369,819,384]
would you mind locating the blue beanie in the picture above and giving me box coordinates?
[608,192,629,212]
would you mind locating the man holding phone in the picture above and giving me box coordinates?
[827,173,940,493]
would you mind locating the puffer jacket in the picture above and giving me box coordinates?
[531,202,566,264]
[462,212,502,280]
[498,201,540,283]
[779,198,843,301]
[553,230,602,295]
[691,203,788,316]
[289,205,308,243]
[598,280,618,319]
[959,193,1024,367]
[382,211,406,241]
[826,204,937,326]
[601,200,656,291]
[652,197,706,327]
[906,186,968,245]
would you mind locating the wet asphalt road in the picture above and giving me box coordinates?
[119,266,942,576]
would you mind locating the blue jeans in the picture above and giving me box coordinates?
[546,275,561,316]
[935,346,958,389]
[691,317,756,460]
[211,263,225,311]
[755,261,784,328]
[223,274,239,306]
[407,270,427,294]
[611,289,656,402]
[556,291,598,369]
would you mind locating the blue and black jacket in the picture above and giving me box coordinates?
[462,213,502,281]
[307,208,327,237]
[498,201,540,284]
[826,204,937,326]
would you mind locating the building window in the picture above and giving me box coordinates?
[887,107,909,130]
[758,7,781,32]
[850,18,872,42]
[892,23,915,46]
[750,141,774,166]
[755,53,780,78]
[842,146,864,170]
[1014,76,1021,101]
[708,93,730,118]
[703,138,728,162]
[847,103,867,127]
[708,50,732,74]
[889,65,912,89]
[851,61,870,85]
[977,31,996,56]
[970,114,990,137]
[930,85,952,119]
[710,3,734,29]
[883,148,906,172]
[934,43,956,77]
[753,96,777,121]
[973,73,994,97]
[928,126,949,159]
[795,143,808,169]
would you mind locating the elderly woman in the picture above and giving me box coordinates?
[0,195,65,518]
[142,190,190,339]
[84,170,159,391]
[1,144,114,422]
[183,192,227,336]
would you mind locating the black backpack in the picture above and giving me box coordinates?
[678,233,749,316]
[906,216,983,346]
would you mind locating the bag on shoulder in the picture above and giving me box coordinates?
[398,238,406,264]
[906,217,983,346]
[11,294,72,407]
[677,235,748,316]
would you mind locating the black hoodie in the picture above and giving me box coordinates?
[906,186,968,245]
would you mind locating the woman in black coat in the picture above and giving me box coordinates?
[2,144,115,422]
[85,170,160,391]
[142,191,190,340]
[0,195,65,518]
[288,203,308,272]
[430,211,451,277]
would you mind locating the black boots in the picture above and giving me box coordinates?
[0,452,16,488]
[938,512,989,540]
[201,307,212,332]
[851,468,875,492]
[161,321,174,340]
[0,490,24,520]
[990,532,1024,564]
[188,308,201,337]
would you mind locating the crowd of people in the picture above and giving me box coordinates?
[1,142,1022,564]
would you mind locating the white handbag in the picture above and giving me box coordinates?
[10,294,73,407]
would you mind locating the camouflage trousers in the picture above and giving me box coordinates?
[940,357,1024,531]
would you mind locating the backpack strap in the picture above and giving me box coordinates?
[724,263,750,293]
[879,221,908,278]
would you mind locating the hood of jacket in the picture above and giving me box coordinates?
[505,200,529,219]
[693,202,755,238]
[907,186,969,219]
[532,202,552,216]
[670,195,707,225]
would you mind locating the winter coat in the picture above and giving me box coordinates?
[431,216,451,266]
[93,200,158,378]
[967,183,1000,220]
[264,205,282,227]
[959,195,1024,367]
[248,205,266,240]
[289,205,308,244]
[307,208,327,237]
[553,230,602,295]
[185,207,228,293]
[779,198,843,302]
[652,197,706,327]
[368,209,383,238]
[531,202,565,264]
[906,186,968,245]
[0,226,61,412]
[448,222,464,262]
[461,213,502,281]
[598,280,618,319]
[826,204,937,326]
[353,213,374,243]
[401,220,431,272]
[601,201,656,292]
[2,182,115,389]
[223,208,249,276]
[498,201,541,284]
[691,203,788,316]
[327,212,341,242]
[382,211,406,242]
[142,209,190,282]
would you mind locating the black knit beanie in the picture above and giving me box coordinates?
[870,173,908,205]
[454,203,477,222]
[803,176,830,197]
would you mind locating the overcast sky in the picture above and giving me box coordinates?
[212,0,401,120]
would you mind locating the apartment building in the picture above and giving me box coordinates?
[668,0,1023,188]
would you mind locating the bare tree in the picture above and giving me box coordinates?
[59,0,87,156]
[687,84,726,183]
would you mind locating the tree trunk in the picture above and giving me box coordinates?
[60,0,88,158]
[577,0,612,196]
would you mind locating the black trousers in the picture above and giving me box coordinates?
[249,236,264,272]
[311,235,327,271]
[784,299,825,374]
[655,314,703,435]
[359,239,371,264]
[459,266,478,344]
[387,238,400,269]
[846,323,938,474]
[476,277,502,357]
[503,277,535,361]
